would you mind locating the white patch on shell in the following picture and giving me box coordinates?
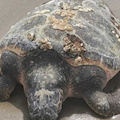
[63,46,71,52]
[37,38,53,50]
[80,43,84,47]
[34,9,50,14]
[79,7,94,12]
[111,29,120,42]
[77,23,84,28]
[75,56,82,64]
[30,61,34,64]
[73,6,82,10]
[27,32,35,41]
[35,89,54,101]
[27,12,31,15]
[72,21,84,28]
[112,31,115,34]
[72,4,94,12]
[118,39,120,42]
[116,34,119,39]
[61,3,70,10]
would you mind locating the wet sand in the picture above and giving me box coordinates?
[0,0,120,120]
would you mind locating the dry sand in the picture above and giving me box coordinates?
[0,0,120,120]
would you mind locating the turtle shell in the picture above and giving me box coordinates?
[0,0,120,70]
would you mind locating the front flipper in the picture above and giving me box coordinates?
[83,89,120,117]
[0,75,16,101]
[78,65,120,117]
[0,50,21,101]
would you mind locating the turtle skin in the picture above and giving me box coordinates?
[0,0,120,119]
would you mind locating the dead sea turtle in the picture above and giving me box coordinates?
[0,0,120,119]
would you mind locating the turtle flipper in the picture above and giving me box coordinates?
[0,50,21,101]
[78,65,117,117]
[83,87,120,117]
[0,75,16,101]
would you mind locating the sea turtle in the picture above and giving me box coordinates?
[0,0,120,119]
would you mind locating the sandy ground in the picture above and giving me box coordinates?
[0,0,120,120]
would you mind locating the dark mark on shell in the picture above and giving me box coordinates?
[63,34,86,59]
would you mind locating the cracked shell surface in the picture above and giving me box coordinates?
[0,0,120,70]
